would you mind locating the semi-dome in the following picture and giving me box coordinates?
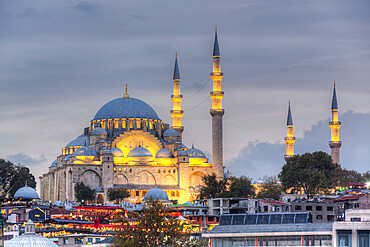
[156,148,174,158]
[186,147,206,158]
[65,135,89,148]
[93,97,161,121]
[50,159,57,167]
[144,187,169,201]
[111,147,124,157]
[163,128,179,137]
[5,219,58,247]
[72,146,97,157]
[14,186,40,200]
[90,127,107,135]
[128,147,152,157]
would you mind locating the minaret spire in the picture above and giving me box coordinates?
[329,82,341,165]
[123,83,129,98]
[284,101,295,159]
[170,53,184,139]
[210,27,225,179]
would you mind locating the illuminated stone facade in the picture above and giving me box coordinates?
[39,32,225,204]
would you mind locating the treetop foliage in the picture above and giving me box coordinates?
[74,181,96,203]
[112,198,207,247]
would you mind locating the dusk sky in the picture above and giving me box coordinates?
[1,1,370,191]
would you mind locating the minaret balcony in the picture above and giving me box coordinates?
[284,137,296,144]
[170,110,183,117]
[329,141,342,148]
[171,95,183,102]
[329,121,341,126]
[210,91,224,99]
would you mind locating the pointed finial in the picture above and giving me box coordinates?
[192,143,194,149]
[287,102,293,126]
[213,27,220,57]
[123,83,129,98]
[173,53,180,80]
[331,82,338,110]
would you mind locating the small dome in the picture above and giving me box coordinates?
[14,186,40,200]
[53,201,64,206]
[90,127,107,136]
[72,146,97,157]
[111,147,124,157]
[186,147,206,158]
[102,149,113,155]
[144,188,169,201]
[156,148,174,158]
[65,135,90,148]
[163,128,179,137]
[224,170,235,179]
[178,149,188,156]
[94,97,161,121]
[5,220,58,247]
[50,159,57,167]
[128,147,152,157]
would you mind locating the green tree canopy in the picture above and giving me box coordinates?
[334,168,363,187]
[199,173,228,199]
[228,176,255,198]
[74,182,96,203]
[108,188,130,203]
[279,151,340,199]
[256,176,283,200]
[0,159,36,199]
[199,174,255,199]
[112,198,207,247]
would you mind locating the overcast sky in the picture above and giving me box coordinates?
[1,1,370,190]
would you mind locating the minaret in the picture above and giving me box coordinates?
[210,28,225,179]
[329,82,342,165]
[284,101,295,160]
[170,53,184,139]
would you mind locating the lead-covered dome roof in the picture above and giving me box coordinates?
[111,147,124,157]
[128,147,152,157]
[65,135,90,148]
[144,187,169,201]
[186,147,206,158]
[163,128,179,137]
[72,146,97,157]
[90,127,107,135]
[14,186,40,200]
[156,148,174,158]
[94,97,161,121]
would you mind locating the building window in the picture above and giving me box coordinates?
[316,206,322,211]
[316,215,323,220]
[136,191,139,196]
[306,205,312,210]
[327,215,334,222]
[87,238,93,243]
[351,218,361,222]
[263,206,268,212]
[176,191,179,197]
[327,206,333,211]
[295,205,302,211]
[75,238,83,244]
[359,231,370,247]
[63,239,68,245]
[337,230,352,247]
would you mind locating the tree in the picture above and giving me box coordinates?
[112,198,207,247]
[256,176,283,200]
[228,176,255,198]
[108,188,130,203]
[334,168,363,187]
[74,182,96,203]
[199,173,228,199]
[279,151,340,199]
[362,171,370,184]
[0,159,36,198]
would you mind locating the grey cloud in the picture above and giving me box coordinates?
[6,153,48,166]
[74,1,97,14]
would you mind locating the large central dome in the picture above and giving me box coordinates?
[94,97,161,121]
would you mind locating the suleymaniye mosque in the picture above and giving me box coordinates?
[39,30,226,205]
